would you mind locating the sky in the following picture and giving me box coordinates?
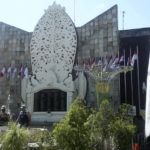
[0,0,149,32]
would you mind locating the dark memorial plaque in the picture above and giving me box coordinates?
[34,89,67,112]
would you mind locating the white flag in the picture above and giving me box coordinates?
[7,66,12,78]
[111,53,119,68]
[127,55,131,66]
[24,66,28,79]
[98,57,102,65]
[117,53,124,65]
[131,51,138,66]
[18,64,23,78]
[13,67,17,78]
[1,66,6,77]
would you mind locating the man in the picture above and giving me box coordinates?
[0,105,10,125]
[16,105,31,127]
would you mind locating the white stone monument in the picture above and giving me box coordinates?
[22,3,77,123]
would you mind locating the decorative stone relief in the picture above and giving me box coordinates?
[30,2,77,85]
[23,3,77,123]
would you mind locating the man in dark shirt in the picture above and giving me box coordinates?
[0,105,10,125]
[16,105,31,127]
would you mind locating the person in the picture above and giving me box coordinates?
[0,105,10,125]
[16,105,31,127]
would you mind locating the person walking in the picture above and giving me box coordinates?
[16,105,31,127]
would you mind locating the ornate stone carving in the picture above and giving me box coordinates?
[30,2,77,85]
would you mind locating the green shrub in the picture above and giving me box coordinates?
[30,128,56,150]
[52,95,95,150]
[2,122,29,150]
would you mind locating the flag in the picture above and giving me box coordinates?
[82,60,85,75]
[108,55,113,65]
[92,57,95,65]
[75,57,78,66]
[131,51,138,66]
[98,57,102,65]
[75,58,79,77]
[103,56,108,72]
[127,55,131,66]
[24,65,28,79]
[7,65,12,78]
[117,53,124,65]
[13,67,17,78]
[91,57,95,69]
[82,60,85,68]
[18,64,23,78]
[104,56,108,66]
[103,56,112,71]
[1,65,6,77]
[88,57,91,69]
[111,53,119,68]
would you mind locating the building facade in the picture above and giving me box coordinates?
[0,3,149,130]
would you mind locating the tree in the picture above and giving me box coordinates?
[52,95,95,150]
[88,100,115,149]
[109,104,136,150]
[52,97,136,150]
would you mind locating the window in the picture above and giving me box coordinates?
[34,89,67,112]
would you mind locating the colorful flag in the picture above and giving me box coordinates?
[131,51,138,66]
[75,57,78,66]
[104,56,108,66]
[83,60,85,68]
[82,60,85,75]
[7,65,12,78]
[88,57,91,69]
[127,55,131,66]
[98,57,102,65]
[103,56,108,72]
[108,55,113,65]
[18,64,23,78]
[1,65,6,77]
[13,67,17,78]
[91,57,95,69]
[24,65,28,79]
[111,53,119,68]
[92,57,95,65]
[117,53,124,65]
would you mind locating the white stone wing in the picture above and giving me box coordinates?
[30,3,77,83]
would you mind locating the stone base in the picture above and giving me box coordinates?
[31,112,66,124]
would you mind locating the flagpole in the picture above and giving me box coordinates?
[130,48,134,105]
[137,45,141,114]
[124,49,127,103]
[74,0,75,25]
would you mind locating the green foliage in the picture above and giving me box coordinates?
[109,119,136,150]
[87,100,115,149]
[2,122,29,150]
[30,128,56,150]
[52,95,96,150]
[88,101,136,150]
[109,103,136,150]
[116,103,133,122]
[88,100,114,141]
[52,97,136,150]
[99,100,114,139]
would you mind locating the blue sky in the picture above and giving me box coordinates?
[0,0,149,32]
